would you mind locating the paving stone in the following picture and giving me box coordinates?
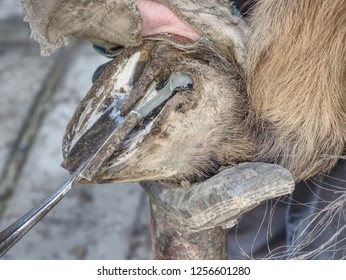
[0,43,55,174]
[0,0,21,20]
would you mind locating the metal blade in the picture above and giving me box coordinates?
[0,163,86,257]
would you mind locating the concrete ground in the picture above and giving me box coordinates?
[0,1,152,260]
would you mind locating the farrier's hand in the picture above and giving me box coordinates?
[141,163,294,231]
[91,0,248,63]
[135,0,200,40]
[93,0,200,57]
[90,0,248,74]
[93,0,198,48]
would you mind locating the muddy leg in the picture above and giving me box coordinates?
[150,201,228,260]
